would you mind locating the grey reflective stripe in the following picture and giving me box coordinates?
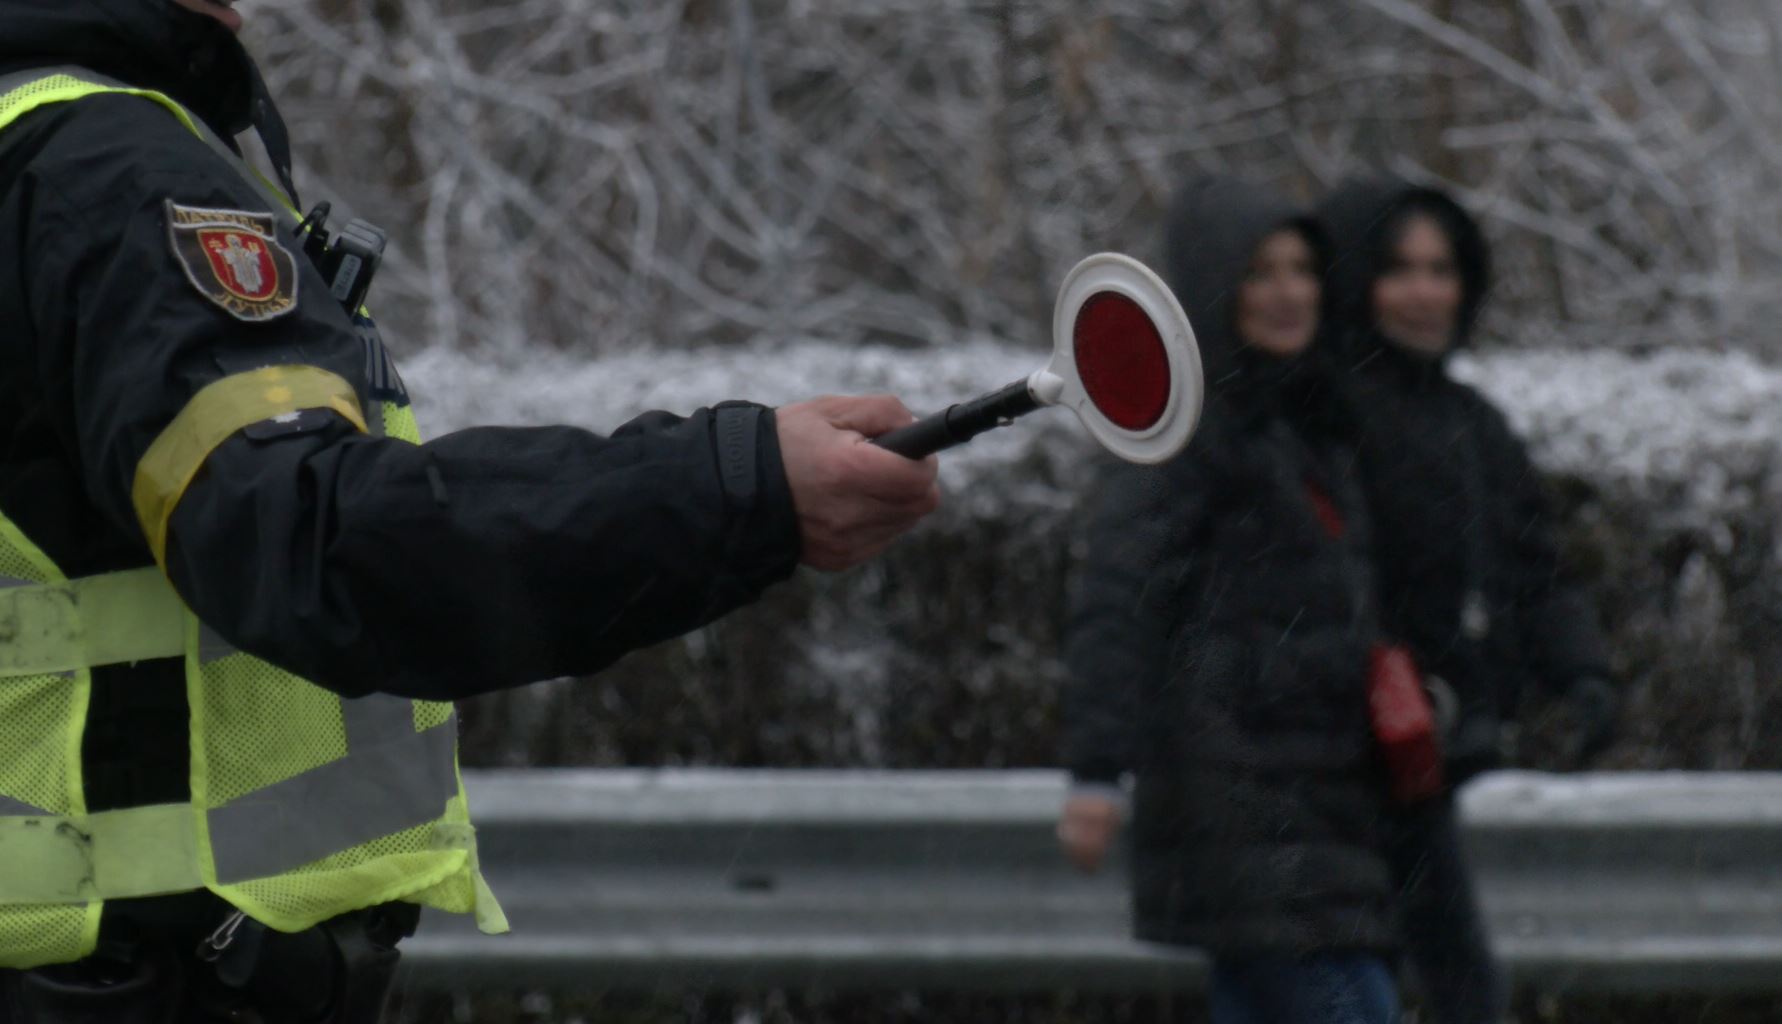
[0,794,50,816]
[0,67,299,230]
[197,624,239,664]
[342,694,416,755]
[207,717,458,884]
[0,575,33,589]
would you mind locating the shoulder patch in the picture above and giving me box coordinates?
[164,201,299,322]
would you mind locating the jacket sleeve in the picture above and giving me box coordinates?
[23,96,800,700]
[1478,399,1614,693]
[1061,454,1207,784]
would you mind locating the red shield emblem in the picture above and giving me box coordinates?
[199,229,279,302]
[165,201,299,322]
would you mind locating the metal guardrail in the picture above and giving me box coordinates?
[401,770,1782,994]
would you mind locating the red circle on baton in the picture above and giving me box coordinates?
[1072,291,1171,432]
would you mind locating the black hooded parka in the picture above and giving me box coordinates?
[1316,179,1614,779]
[1063,178,1398,955]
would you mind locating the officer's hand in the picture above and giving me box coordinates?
[1057,793,1123,874]
[775,396,941,572]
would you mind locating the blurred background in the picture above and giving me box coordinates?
[240,1,1781,1020]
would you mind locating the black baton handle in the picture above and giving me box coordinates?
[872,378,1040,459]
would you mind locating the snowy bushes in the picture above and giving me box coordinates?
[407,342,1782,770]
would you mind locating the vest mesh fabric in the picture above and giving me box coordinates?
[196,402,480,931]
[0,524,99,966]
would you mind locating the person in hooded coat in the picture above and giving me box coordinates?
[1316,179,1622,1024]
[0,1,939,1019]
[1059,177,1402,1024]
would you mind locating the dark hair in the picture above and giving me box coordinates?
[1206,217,1334,390]
[1162,178,1334,394]
[1366,192,1489,341]
[1285,216,1335,322]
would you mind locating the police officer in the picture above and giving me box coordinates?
[0,1,940,1019]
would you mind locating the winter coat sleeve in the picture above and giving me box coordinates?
[1062,454,1208,783]
[19,95,800,701]
[1476,397,1613,693]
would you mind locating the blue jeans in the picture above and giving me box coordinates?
[1210,953,1400,1024]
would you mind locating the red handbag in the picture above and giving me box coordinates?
[1368,644,1445,803]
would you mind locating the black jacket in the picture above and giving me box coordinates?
[1317,179,1613,778]
[1064,178,1396,955]
[0,1,800,812]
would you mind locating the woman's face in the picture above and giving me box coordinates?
[1235,229,1321,358]
[1372,214,1463,356]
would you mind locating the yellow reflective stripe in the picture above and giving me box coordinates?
[0,568,187,676]
[253,167,300,219]
[133,366,368,568]
[0,73,204,140]
[0,803,201,903]
[0,70,298,220]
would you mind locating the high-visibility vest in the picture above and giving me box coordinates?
[0,69,507,969]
